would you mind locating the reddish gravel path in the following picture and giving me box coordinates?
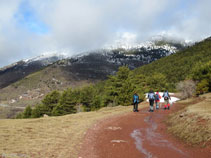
[79,103,211,158]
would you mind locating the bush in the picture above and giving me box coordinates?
[16,112,23,119]
[31,104,47,118]
[196,79,209,95]
[191,61,211,94]
[22,106,32,118]
[16,105,32,119]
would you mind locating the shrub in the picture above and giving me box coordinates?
[22,106,32,118]
[31,104,47,118]
[196,79,209,95]
[191,61,211,94]
[16,112,23,119]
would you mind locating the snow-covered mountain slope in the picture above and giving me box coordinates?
[0,38,190,89]
[0,54,66,71]
[0,54,67,88]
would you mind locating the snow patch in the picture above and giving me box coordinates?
[145,92,180,103]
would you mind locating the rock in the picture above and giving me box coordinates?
[179,113,184,117]
[110,140,127,143]
[106,126,122,130]
[43,114,49,117]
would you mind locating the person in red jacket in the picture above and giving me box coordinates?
[155,91,161,109]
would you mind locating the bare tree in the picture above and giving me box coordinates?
[177,80,196,99]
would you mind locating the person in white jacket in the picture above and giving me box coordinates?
[163,90,171,110]
[148,90,155,112]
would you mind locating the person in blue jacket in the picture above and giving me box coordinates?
[133,92,139,112]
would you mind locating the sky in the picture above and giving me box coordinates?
[0,0,211,67]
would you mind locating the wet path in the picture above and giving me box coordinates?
[131,114,188,158]
[79,105,211,158]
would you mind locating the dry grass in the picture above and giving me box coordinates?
[0,103,147,158]
[167,93,211,146]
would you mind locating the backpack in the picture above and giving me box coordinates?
[133,94,139,103]
[148,93,155,100]
[155,94,159,101]
[163,92,169,100]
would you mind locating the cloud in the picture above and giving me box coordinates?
[0,0,211,67]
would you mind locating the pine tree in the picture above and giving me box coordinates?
[52,88,77,115]
[104,66,133,106]
[41,90,61,115]
[80,86,95,111]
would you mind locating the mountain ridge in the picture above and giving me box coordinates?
[0,38,190,118]
[0,38,188,89]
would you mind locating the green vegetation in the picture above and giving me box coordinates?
[17,38,211,118]
[191,61,211,94]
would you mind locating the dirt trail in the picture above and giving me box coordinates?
[79,103,211,158]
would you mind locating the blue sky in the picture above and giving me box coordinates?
[0,0,211,67]
[15,0,49,34]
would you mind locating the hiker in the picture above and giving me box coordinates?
[163,90,171,110]
[155,91,161,109]
[148,90,155,112]
[133,92,139,112]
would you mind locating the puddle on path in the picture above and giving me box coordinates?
[131,115,188,158]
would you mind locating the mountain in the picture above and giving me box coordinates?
[0,54,66,89]
[0,38,189,118]
[44,36,210,118]
[133,36,211,83]
[15,37,211,120]
[0,38,187,88]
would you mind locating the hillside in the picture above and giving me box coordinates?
[11,36,211,119]
[167,93,211,145]
[132,37,211,83]
[0,65,91,118]
[73,37,211,114]
[0,40,185,118]
[0,39,183,90]
[0,54,65,89]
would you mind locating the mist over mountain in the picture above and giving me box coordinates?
[0,37,188,89]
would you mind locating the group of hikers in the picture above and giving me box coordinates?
[133,90,171,112]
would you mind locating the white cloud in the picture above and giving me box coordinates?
[0,0,211,67]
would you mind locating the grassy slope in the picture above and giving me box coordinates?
[0,65,83,101]
[0,65,91,118]
[133,38,211,83]
[167,93,211,146]
[1,105,152,158]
